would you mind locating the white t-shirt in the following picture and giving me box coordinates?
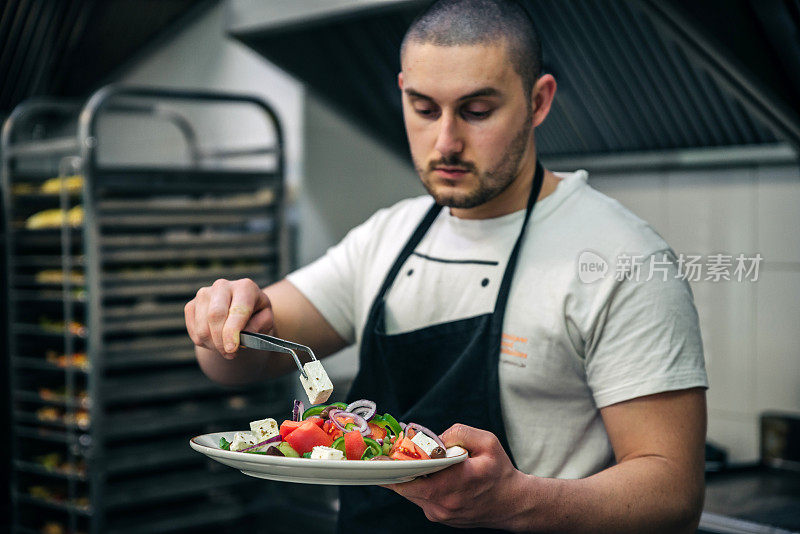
[287,170,707,478]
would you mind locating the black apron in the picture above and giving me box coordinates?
[337,162,545,533]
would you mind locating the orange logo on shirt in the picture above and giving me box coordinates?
[501,333,528,360]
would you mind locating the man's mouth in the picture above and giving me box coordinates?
[433,167,470,178]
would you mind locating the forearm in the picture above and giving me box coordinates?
[506,457,703,534]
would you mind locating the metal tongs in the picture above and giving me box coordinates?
[238,331,317,379]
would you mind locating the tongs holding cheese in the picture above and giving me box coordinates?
[239,330,317,379]
[239,330,334,405]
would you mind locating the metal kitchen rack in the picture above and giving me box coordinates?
[2,86,295,534]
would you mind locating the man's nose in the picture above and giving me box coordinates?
[433,113,464,157]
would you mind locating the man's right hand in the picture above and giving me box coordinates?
[186,278,348,386]
[185,278,272,359]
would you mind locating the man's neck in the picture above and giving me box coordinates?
[450,166,562,220]
[538,169,562,201]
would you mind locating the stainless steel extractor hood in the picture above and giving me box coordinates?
[226,0,800,159]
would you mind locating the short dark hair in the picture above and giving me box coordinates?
[401,0,542,99]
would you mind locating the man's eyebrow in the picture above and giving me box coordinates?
[404,87,502,101]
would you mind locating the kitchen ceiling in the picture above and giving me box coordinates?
[0,0,217,116]
[228,0,800,158]
[0,0,796,157]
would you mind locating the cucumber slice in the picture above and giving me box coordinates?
[276,442,300,458]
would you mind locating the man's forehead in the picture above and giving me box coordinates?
[401,41,518,98]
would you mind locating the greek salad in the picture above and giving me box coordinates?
[219,399,447,461]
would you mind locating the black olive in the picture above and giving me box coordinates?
[369,455,393,461]
[265,446,284,457]
[429,447,446,459]
[320,406,334,419]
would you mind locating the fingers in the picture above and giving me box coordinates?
[222,279,272,352]
[385,468,472,525]
[207,279,233,357]
[192,287,213,349]
[245,304,274,335]
[441,424,499,455]
[383,476,437,502]
[185,278,270,359]
[384,426,519,529]
[388,461,464,501]
[184,299,198,344]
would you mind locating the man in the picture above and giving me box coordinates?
[185,1,708,532]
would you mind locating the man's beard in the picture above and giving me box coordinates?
[415,109,534,209]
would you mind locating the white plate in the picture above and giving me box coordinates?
[190,431,468,485]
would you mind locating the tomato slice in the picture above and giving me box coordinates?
[367,422,387,441]
[283,419,334,454]
[387,431,404,456]
[344,431,367,461]
[323,419,344,441]
[389,450,419,461]
[389,437,430,461]
[306,416,325,428]
[279,420,303,439]
[281,417,324,439]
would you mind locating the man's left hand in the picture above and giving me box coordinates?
[382,424,530,529]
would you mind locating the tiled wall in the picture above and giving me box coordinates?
[589,163,800,463]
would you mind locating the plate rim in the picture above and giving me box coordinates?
[190,430,468,470]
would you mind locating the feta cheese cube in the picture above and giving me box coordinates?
[299,360,333,405]
[249,418,279,442]
[230,431,258,451]
[411,431,440,457]
[310,445,345,460]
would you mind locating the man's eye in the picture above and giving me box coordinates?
[462,108,491,119]
[414,107,437,117]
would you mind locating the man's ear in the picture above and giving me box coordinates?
[398,72,404,90]
[531,74,557,128]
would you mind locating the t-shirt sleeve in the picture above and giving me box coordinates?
[286,221,374,344]
[584,249,708,408]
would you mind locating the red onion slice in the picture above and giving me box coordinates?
[241,434,282,452]
[292,400,304,422]
[406,423,445,450]
[345,399,377,421]
[329,410,370,436]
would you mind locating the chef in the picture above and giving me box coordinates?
[185,0,708,531]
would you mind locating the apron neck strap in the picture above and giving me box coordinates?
[491,160,545,321]
[372,201,442,303]
[371,160,545,309]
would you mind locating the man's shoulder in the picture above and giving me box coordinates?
[337,195,434,258]
[559,175,671,259]
[359,195,434,234]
